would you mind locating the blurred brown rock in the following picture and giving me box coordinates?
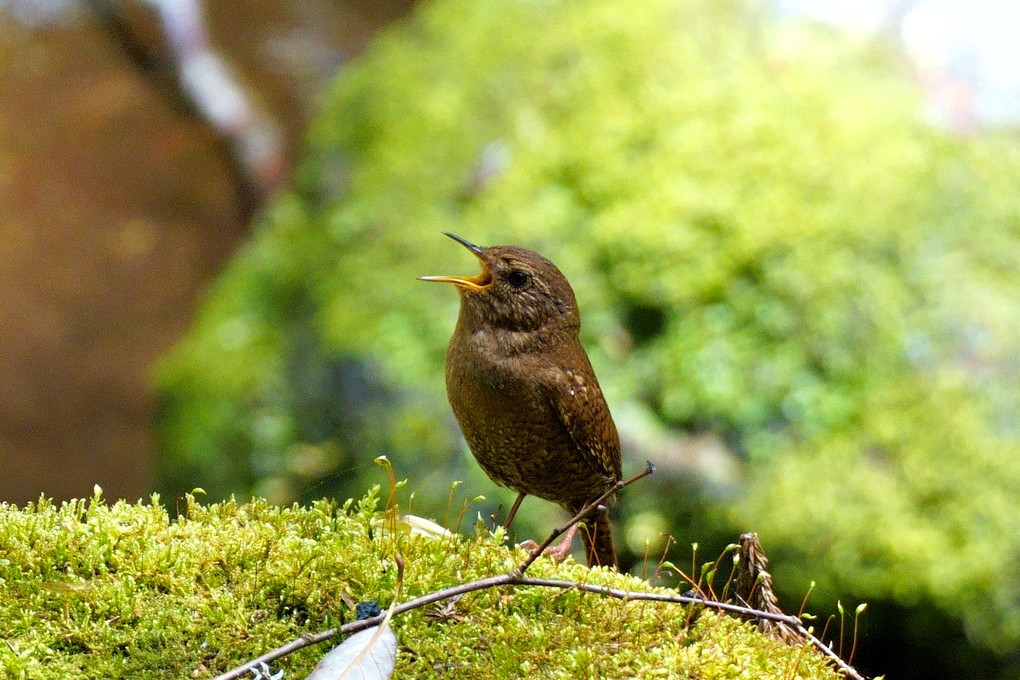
[0,0,413,504]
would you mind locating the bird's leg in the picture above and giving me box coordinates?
[502,492,527,530]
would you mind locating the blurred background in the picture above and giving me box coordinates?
[1,0,1017,678]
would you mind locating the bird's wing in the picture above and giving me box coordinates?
[540,348,622,482]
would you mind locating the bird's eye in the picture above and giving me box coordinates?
[506,270,530,289]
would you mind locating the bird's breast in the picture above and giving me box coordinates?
[444,327,608,503]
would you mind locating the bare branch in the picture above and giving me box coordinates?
[213,465,865,680]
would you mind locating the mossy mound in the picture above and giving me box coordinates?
[0,490,839,679]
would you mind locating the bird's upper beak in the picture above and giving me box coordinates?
[419,232,492,290]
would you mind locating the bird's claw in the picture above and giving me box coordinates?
[518,522,581,562]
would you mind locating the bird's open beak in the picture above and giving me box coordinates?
[419,232,492,290]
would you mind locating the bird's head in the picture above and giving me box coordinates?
[420,232,580,336]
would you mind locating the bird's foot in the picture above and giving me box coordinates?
[519,522,581,562]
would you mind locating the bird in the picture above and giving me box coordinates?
[421,232,622,568]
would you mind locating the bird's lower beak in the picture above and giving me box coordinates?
[419,232,493,290]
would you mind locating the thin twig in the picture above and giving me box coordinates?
[214,573,863,680]
[213,461,864,680]
[795,623,868,680]
[513,578,801,625]
[215,573,863,680]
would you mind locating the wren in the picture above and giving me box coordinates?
[421,233,622,568]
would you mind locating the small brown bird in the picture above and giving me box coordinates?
[421,233,622,568]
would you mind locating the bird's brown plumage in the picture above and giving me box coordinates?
[422,233,622,567]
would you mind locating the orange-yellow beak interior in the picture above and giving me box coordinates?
[420,233,493,290]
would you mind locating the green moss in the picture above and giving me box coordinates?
[0,490,838,679]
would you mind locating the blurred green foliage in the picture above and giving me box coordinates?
[156,0,1020,671]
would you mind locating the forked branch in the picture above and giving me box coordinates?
[213,461,864,680]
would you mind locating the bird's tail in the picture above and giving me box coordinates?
[579,506,617,569]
